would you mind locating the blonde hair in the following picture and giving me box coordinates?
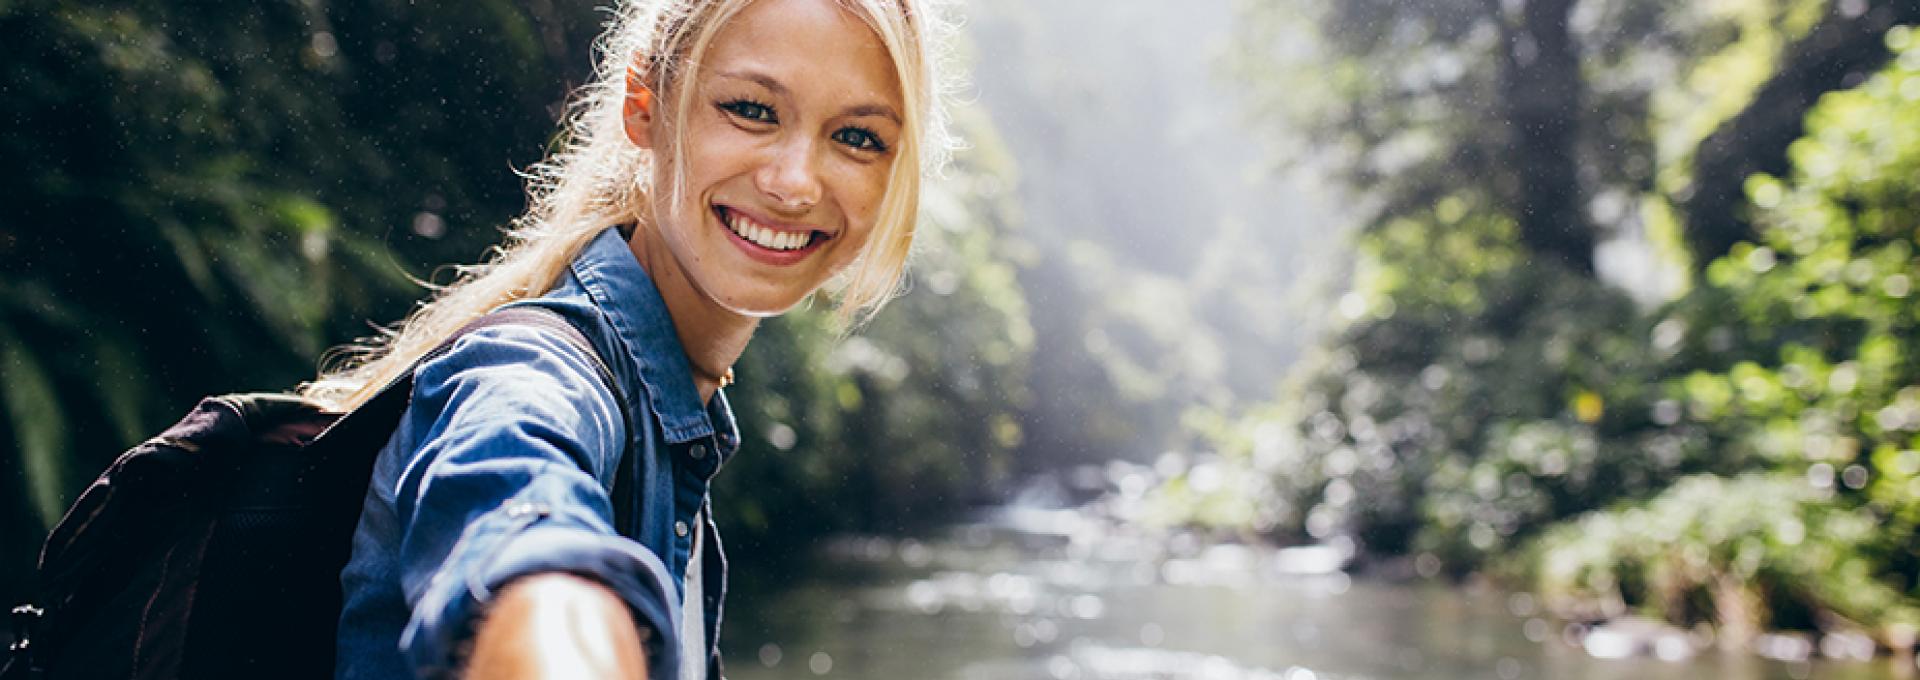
[300,0,957,412]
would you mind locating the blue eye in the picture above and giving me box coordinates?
[719,99,776,124]
[833,126,888,153]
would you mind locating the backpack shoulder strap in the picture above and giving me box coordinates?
[312,305,636,528]
[341,305,627,433]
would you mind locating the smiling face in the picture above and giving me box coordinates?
[627,0,905,317]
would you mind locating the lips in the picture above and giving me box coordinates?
[712,204,832,265]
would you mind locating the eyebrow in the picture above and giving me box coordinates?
[716,69,789,97]
[843,104,902,124]
[714,69,902,124]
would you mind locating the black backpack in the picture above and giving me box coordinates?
[4,305,630,680]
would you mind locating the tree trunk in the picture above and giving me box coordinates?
[1496,0,1596,275]
[1682,0,1920,271]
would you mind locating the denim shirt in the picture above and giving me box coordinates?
[336,226,738,680]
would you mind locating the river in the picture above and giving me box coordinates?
[719,512,1915,680]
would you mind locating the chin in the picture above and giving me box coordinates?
[702,282,820,318]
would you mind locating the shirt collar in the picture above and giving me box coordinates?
[568,226,735,445]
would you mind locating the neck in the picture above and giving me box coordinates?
[625,225,757,404]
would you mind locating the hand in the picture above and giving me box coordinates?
[466,573,650,680]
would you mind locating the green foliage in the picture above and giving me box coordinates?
[0,326,68,526]
[1208,0,1920,641]
[1523,474,1910,638]
[0,0,612,605]
[1536,41,1920,637]
[1247,256,1691,561]
[0,0,606,566]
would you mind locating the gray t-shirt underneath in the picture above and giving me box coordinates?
[679,511,705,680]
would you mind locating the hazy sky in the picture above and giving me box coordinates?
[965,0,1342,270]
[963,0,1351,389]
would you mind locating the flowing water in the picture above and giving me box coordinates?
[720,511,1915,680]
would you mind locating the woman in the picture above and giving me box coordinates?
[300,0,954,677]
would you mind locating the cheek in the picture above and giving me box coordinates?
[675,121,762,207]
[834,163,894,238]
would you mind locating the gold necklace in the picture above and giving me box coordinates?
[698,365,734,389]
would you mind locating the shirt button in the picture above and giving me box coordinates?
[689,444,707,460]
[674,520,690,537]
[505,502,549,519]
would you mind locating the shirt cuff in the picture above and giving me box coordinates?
[400,508,682,680]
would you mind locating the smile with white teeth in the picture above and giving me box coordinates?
[721,207,814,252]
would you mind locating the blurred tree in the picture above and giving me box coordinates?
[1227,0,1646,275]
[1682,0,1920,269]
[1229,0,1919,276]
[1207,0,1920,645]
[1591,45,1920,639]
[1217,0,1920,549]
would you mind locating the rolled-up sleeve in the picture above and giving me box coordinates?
[384,324,680,679]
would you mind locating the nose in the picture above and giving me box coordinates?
[755,134,822,213]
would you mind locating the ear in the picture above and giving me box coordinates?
[623,66,659,150]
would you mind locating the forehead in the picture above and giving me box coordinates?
[701,0,903,110]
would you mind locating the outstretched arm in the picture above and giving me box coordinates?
[468,573,649,680]
[381,324,683,679]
